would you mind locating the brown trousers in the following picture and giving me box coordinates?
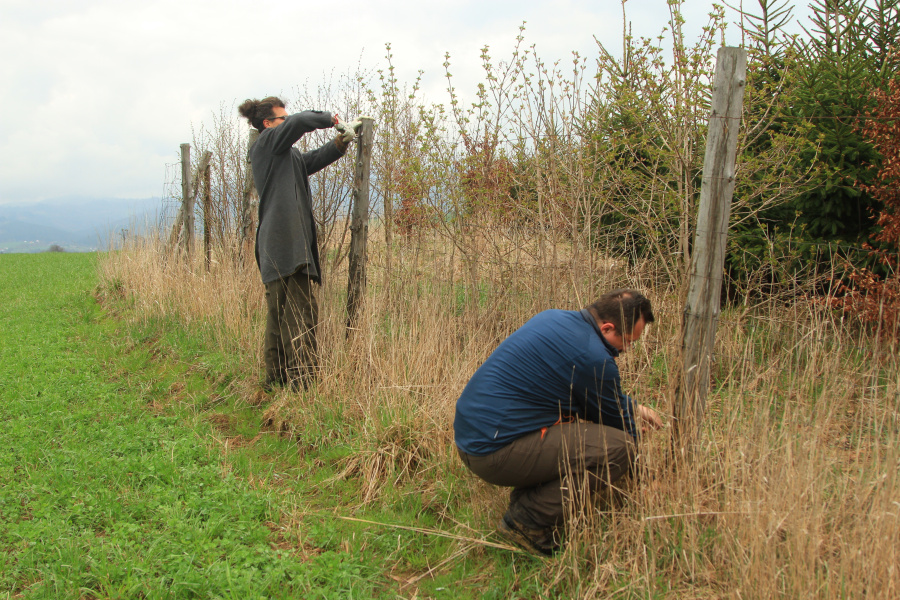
[457,423,635,530]
[263,269,318,387]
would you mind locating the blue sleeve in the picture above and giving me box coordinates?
[574,357,636,436]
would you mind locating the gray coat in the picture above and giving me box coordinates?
[250,110,345,284]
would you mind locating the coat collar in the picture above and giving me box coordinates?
[579,308,619,357]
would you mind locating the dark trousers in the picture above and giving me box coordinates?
[458,423,635,530]
[263,269,318,386]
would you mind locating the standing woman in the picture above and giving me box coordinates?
[239,96,360,390]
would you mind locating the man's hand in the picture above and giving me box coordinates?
[334,119,357,143]
[347,117,365,133]
[636,404,662,434]
[334,116,367,143]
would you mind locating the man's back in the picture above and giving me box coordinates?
[454,309,635,456]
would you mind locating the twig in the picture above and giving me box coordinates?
[333,515,520,552]
[406,545,473,585]
[642,510,748,522]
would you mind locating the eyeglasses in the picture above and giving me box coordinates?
[266,115,286,122]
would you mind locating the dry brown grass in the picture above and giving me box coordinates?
[98,227,900,599]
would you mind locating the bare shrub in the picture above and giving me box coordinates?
[99,8,899,596]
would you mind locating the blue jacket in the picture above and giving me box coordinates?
[453,309,636,456]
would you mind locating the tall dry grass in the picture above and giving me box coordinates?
[99,6,899,595]
[98,223,899,598]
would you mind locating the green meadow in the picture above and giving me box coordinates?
[0,253,531,599]
[4,244,898,599]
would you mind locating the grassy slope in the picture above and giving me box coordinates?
[0,253,373,598]
[0,253,540,599]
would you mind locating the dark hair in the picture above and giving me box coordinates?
[587,289,654,335]
[238,96,286,132]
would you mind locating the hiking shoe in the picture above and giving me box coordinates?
[262,376,286,393]
[497,514,560,557]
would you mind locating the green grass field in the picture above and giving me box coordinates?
[0,253,538,599]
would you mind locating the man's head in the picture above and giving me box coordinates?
[238,96,287,132]
[587,289,654,352]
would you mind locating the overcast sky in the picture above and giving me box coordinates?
[0,0,815,206]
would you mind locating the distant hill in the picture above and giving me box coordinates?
[0,218,91,253]
[0,197,166,253]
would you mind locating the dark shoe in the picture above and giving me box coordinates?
[284,376,308,392]
[497,514,559,557]
[285,369,315,392]
[262,376,286,393]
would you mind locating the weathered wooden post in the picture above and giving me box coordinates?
[672,47,747,455]
[240,129,260,263]
[180,143,194,255]
[201,152,213,270]
[346,117,375,332]
[170,147,212,257]
[168,206,184,251]
[383,138,394,286]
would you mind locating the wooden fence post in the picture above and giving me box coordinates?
[346,118,375,332]
[180,143,194,255]
[672,47,747,455]
[201,151,213,270]
[240,129,260,263]
[168,205,184,251]
[169,146,212,258]
[383,141,393,286]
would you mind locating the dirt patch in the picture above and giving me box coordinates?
[264,518,322,560]
[207,413,236,435]
[261,403,294,436]
[247,389,271,407]
[224,433,262,449]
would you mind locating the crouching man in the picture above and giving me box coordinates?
[453,289,662,555]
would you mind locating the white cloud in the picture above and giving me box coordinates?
[0,0,814,204]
